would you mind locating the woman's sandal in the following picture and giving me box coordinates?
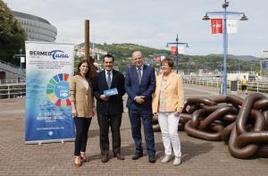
[80,152,88,162]
[74,156,82,167]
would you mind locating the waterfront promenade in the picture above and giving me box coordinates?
[0,85,267,176]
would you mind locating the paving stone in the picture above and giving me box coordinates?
[0,86,267,176]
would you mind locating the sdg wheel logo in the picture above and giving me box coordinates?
[47,73,71,107]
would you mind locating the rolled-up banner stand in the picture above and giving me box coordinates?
[25,41,75,144]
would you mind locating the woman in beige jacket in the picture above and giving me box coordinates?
[70,60,95,167]
[152,58,184,166]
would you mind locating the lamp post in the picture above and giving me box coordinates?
[166,34,189,73]
[19,49,23,70]
[202,0,248,95]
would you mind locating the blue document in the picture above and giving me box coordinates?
[104,88,118,96]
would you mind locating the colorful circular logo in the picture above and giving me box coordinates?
[47,73,71,107]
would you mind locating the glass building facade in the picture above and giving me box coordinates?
[12,11,57,42]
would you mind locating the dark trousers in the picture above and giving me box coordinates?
[74,117,92,156]
[97,113,122,155]
[128,110,155,156]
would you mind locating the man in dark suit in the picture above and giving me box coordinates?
[94,54,125,163]
[125,51,156,163]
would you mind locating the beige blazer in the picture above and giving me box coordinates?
[69,75,94,118]
[152,71,184,114]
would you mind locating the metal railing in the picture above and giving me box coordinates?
[0,82,26,99]
[183,76,268,94]
[0,60,26,78]
[247,81,268,93]
[0,79,26,84]
[1,77,268,99]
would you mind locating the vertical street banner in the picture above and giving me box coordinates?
[211,18,223,34]
[177,46,185,54]
[25,41,75,144]
[227,19,238,34]
[170,46,185,55]
[170,46,177,55]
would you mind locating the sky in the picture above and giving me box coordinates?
[3,0,268,57]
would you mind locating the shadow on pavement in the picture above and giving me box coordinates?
[88,127,130,138]
[182,141,214,162]
[87,141,165,162]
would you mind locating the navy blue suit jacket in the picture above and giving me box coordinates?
[93,70,125,115]
[125,64,156,112]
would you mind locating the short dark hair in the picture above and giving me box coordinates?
[103,54,114,62]
[161,58,174,68]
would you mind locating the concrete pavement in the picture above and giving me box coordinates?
[0,85,267,176]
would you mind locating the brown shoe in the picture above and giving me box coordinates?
[80,152,88,162]
[114,153,125,160]
[74,156,82,167]
[101,154,109,163]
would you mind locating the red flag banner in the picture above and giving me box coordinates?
[170,46,177,55]
[211,18,223,34]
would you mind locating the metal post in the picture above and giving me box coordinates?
[203,0,247,95]
[260,60,262,76]
[166,34,188,74]
[176,35,179,73]
[84,20,90,62]
[222,0,228,95]
[19,49,23,70]
[176,54,179,73]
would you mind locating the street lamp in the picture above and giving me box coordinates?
[202,0,248,95]
[166,34,189,73]
[19,49,23,70]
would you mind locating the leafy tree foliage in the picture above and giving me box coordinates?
[0,0,26,65]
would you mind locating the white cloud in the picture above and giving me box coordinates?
[4,0,268,56]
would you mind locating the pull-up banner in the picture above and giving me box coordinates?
[25,41,75,144]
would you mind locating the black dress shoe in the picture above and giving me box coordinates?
[148,154,156,163]
[132,154,143,160]
[101,154,109,163]
[114,153,125,160]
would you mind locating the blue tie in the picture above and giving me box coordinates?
[107,71,112,88]
[137,67,142,85]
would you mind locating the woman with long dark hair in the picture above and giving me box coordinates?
[70,59,96,167]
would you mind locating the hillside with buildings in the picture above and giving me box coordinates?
[75,42,260,75]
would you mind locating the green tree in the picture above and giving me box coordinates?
[0,0,26,65]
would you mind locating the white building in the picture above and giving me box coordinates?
[12,11,57,42]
